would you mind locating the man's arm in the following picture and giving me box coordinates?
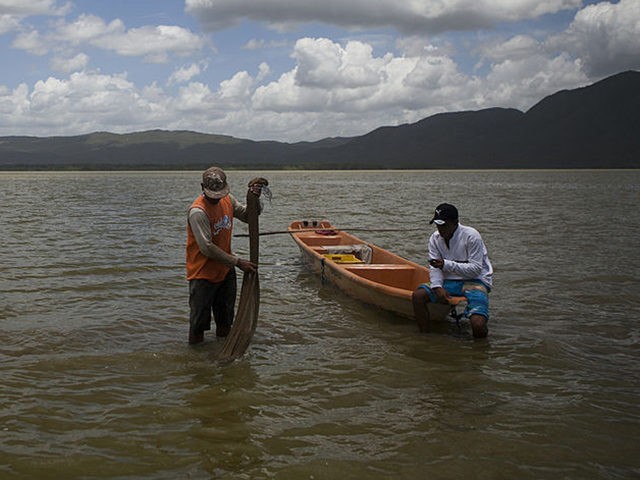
[428,234,445,288]
[188,208,238,267]
[230,194,263,223]
[442,234,485,279]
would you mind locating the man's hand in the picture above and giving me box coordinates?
[236,258,258,273]
[432,286,450,303]
[248,177,269,196]
[429,258,444,269]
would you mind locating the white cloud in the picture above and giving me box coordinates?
[293,38,383,89]
[550,0,640,76]
[0,14,20,34]
[0,0,69,16]
[395,37,454,58]
[174,82,214,112]
[254,37,470,118]
[11,14,208,63]
[0,83,29,117]
[168,63,203,85]
[12,29,49,55]
[93,24,206,62]
[484,53,587,107]
[54,14,124,46]
[219,71,253,100]
[254,70,329,112]
[257,62,270,82]
[186,0,583,34]
[242,38,289,50]
[50,52,89,73]
[478,35,541,63]
[243,38,265,50]
[0,72,167,134]
[1,0,67,37]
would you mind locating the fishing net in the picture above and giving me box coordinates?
[215,178,268,363]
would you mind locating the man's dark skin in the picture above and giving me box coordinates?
[412,219,488,338]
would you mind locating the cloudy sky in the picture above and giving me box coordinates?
[0,0,638,142]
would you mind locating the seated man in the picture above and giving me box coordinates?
[412,203,493,338]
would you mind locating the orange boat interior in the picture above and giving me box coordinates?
[289,220,429,290]
[343,264,427,291]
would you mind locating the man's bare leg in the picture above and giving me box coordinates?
[470,314,488,338]
[412,288,432,332]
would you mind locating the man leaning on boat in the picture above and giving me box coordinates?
[412,203,493,338]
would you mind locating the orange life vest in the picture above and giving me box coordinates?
[186,194,234,282]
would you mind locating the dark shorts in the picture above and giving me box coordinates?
[189,269,237,335]
[417,279,490,320]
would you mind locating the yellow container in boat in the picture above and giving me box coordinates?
[323,254,364,264]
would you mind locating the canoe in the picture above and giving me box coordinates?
[288,220,464,320]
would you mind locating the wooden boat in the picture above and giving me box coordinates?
[288,220,464,320]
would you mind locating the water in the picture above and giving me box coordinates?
[1,170,639,479]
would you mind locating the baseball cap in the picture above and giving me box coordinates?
[429,203,459,225]
[202,167,230,199]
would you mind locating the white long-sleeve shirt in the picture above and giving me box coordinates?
[428,223,493,289]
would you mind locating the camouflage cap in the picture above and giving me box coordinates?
[202,167,230,200]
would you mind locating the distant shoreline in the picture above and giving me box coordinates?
[2,167,638,174]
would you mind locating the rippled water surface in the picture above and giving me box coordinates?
[1,170,639,479]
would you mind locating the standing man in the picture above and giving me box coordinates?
[186,167,264,344]
[412,203,493,338]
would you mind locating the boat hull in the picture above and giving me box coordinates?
[288,220,456,320]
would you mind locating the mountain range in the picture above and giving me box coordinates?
[1,70,638,170]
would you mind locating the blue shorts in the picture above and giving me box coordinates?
[417,280,490,320]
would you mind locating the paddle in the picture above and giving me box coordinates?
[214,178,267,363]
